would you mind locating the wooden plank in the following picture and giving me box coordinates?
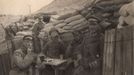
[105,30,111,75]
[0,56,4,75]
[107,29,115,75]
[105,29,115,75]
[103,30,108,75]
[122,26,133,75]
[0,53,11,75]
[114,28,123,75]
[132,26,134,75]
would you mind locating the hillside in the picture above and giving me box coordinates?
[36,0,95,14]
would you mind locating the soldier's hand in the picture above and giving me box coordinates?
[36,63,46,70]
[89,60,98,70]
[74,60,79,68]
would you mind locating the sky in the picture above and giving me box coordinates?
[0,0,54,15]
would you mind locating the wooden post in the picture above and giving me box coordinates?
[103,30,108,75]
[122,26,133,75]
[132,26,134,75]
[107,29,115,75]
[114,28,122,75]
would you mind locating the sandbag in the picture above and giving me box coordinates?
[55,23,67,28]
[119,4,129,17]
[56,27,69,33]
[84,0,98,8]
[67,18,86,27]
[72,20,88,30]
[16,31,33,36]
[51,10,79,20]
[64,14,84,23]
[52,20,64,26]
[80,9,90,17]
[62,25,73,30]
[74,24,89,31]
[50,18,59,22]
[73,6,85,12]
[85,13,92,20]
[44,23,54,28]
[124,15,134,25]
[127,1,134,16]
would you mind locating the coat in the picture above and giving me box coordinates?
[43,40,64,58]
[9,49,35,75]
[73,25,102,75]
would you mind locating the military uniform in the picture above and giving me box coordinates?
[9,49,35,75]
[38,40,64,75]
[31,21,45,35]
[31,21,45,54]
[73,24,102,75]
[43,40,64,59]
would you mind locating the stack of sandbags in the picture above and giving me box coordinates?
[63,14,86,30]
[49,8,90,31]
[65,16,89,31]
[78,0,99,19]
[83,0,133,29]
[79,7,92,19]
[118,1,134,28]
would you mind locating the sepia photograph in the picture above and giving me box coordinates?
[0,0,133,75]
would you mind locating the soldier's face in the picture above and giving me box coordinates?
[23,40,33,50]
[50,31,59,40]
[89,21,98,25]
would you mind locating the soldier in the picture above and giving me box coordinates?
[31,15,51,35]
[73,17,103,75]
[43,27,64,59]
[38,31,49,51]
[39,27,64,75]
[9,35,37,75]
[31,15,51,54]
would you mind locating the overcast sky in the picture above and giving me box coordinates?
[0,0,54,15]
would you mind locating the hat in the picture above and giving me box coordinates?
[23,35,33,41]
[88,15,101,23]
[49,27,59,35]
[88,18,98,22]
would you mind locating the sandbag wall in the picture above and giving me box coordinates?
[79,0,132,30]
[40,0,98,35]
[42,0,133,35]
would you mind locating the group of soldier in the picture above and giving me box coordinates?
[8,14,103,75]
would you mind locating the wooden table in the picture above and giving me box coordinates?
[43,58,67,75]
